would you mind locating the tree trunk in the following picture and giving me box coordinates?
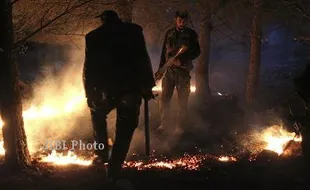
[0,0,31,170]
[196,15,212,102]
[245,0,262,106]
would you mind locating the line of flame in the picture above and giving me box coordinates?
[38,151,237,169]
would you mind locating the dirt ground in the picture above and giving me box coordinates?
[0,94,307,190]
[0,155,309,190]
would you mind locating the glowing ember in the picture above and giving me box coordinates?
[124,154,205,170]
[0,45,300,168]
[0,124,303,166]
[123,154,238,170]
[218,156,237,162]
[40,150,93,166]
[262,125,302,155]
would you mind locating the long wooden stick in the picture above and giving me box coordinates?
[144,98,150,157]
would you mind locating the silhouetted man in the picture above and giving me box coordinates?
[155,10,200,134]
[295,62,310,163]
[83,10,155,182]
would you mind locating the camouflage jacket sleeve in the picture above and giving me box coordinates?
[82,35,97,98]
[135,27,156,90]
[184,30,200,60]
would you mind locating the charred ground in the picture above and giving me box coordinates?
[0,154,309,190]
[0,93,308,190]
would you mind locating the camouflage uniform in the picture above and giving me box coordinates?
[157,27,200,131]
[83,11,155,180]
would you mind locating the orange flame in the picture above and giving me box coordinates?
[124,154,238,170]
[0,141,5,155]
[218,156,237,162]
[40,150,93,166]
[262,125,302,155]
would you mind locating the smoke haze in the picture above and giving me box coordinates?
[9,22,308,159]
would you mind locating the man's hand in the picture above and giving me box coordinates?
[166,44,174,54]
[87,98,96,108]
[86,91,102,109]
[154,71,163,81]
[141,88,155,101]
[172,58,181,67]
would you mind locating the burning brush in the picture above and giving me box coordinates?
[0,85,303,169]
[0,100,304,169]
[239,125,302,160]
[263,126,302,156]
[39,150,93,166]
[123,154,238,171]
[33,150,239,170]
[0,124,302,169]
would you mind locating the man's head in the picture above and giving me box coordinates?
[96,10,120,24]
[174,10,189,31]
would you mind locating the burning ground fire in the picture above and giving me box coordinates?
[0,113,302,170]
[262,126,302,155]
[40,150,93,166]
[122,126,302,170]
[123,155,238,170]
[0,75,303,169]
[35,125,301,170]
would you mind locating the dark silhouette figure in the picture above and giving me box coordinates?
[83,10,155,182]
[295,62,310,164]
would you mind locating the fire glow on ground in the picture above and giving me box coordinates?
[0,84,303,169]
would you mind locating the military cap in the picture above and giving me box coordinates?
[96,10,119,21]
[175,10,189,19]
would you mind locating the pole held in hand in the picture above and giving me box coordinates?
[144,98,150,157]
[154,45,188,81]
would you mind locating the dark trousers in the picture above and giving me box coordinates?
[160,68,191,129]
[90,92,141,179]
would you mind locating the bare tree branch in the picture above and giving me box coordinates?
[217,15,250,37]
[284,0,310,20]
[214,27,244,45]
[13,0,95,49]
[65,34,82,49]
[48,31,85,36]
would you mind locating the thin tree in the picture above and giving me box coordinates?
[244,0,297,106]
[195,0,238,103]
[0,0,31,171]
[0,0,112,171]
[245,0,262,106]
[195,0,213,101]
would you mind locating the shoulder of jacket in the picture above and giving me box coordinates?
[185,27,198,36]
[85,26,103,39]
[124,22,143,32]
[165,27,175,34]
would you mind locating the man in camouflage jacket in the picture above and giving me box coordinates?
[155,10,200,134]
